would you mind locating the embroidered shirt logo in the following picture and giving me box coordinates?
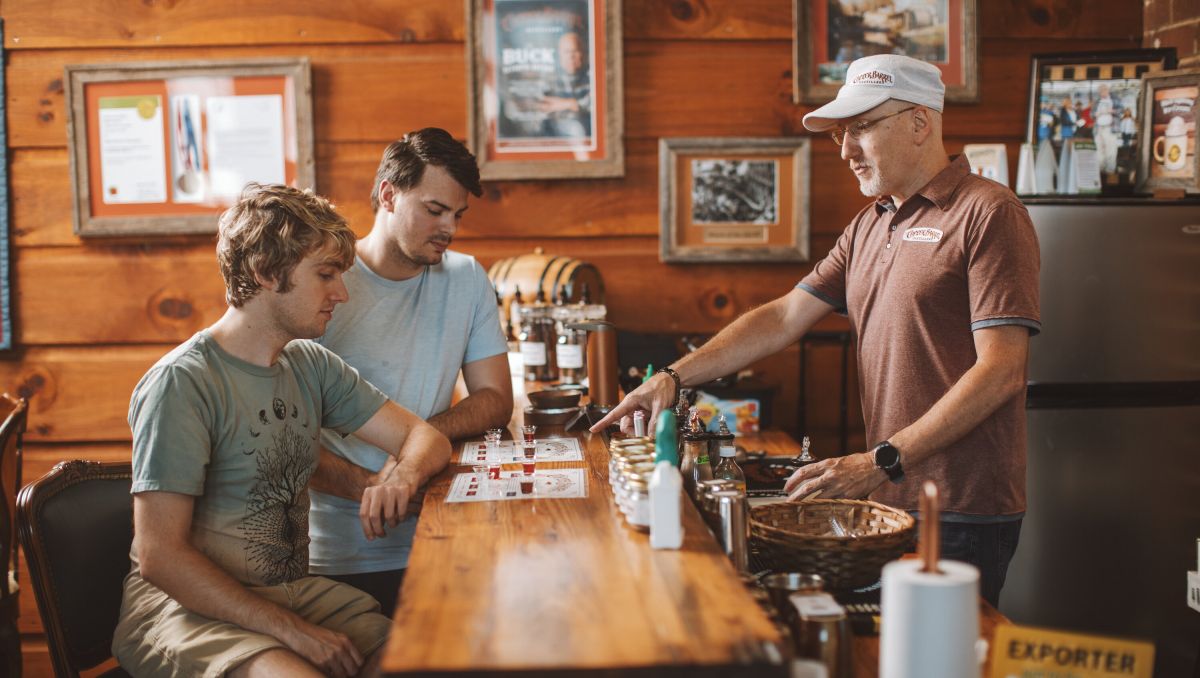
[852,69,895,87]
[902,227,943,243]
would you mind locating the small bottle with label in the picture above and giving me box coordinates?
[519,302,555,382]
[713,441,746,493]
[553,289,584,384]
[709,415,735,469]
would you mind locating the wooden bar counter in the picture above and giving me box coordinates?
[379,426,788,676]
[380,425,1007,676]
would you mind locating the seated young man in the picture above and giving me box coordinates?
[112,183,450,678]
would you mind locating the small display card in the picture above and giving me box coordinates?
[445,468,588,503]
[456,438,583,464]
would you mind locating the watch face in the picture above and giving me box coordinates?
[875,443,899,469]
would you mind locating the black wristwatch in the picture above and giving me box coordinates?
[872,441,904,483]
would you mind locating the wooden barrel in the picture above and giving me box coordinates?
[489,248,606,306]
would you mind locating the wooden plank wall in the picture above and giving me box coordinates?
[0,1,1140,674]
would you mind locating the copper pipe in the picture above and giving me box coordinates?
[579,321,618,408]
[919,480,942,574]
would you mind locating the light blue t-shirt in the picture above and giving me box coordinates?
[309,251,507,574]
[128,331,388,586]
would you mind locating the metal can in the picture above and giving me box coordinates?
[713,489,749,572]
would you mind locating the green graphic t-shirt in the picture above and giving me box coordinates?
[128,330,388,586]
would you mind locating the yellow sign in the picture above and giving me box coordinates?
[992,624,1154,678]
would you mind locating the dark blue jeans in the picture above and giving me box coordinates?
[936,519,1022,608]
[909,519,1022,608]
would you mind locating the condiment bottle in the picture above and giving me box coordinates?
[649,461,684,549]
[653,410,679,467]
[709,415,735,469]
[680,411,709,499]
[713,441,746,493]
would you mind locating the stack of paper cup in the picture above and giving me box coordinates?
[879,558,981,678]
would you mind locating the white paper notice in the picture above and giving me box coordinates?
[98,96,168,204]
[1071,140,1102,194]
[206,95,285,200]
[456,438,583,464]
[445,469,588,503]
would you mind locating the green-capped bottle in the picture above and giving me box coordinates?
[653,410,679,467]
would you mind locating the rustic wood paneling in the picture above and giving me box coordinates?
[6,43,467,149]
[0,347,168,441]
[16,247,227,345]
[2,0,463,49]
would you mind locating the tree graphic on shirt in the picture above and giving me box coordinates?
[240,421,314,584]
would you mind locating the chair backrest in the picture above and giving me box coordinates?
[0,394,27,597]
[17,460,133,678]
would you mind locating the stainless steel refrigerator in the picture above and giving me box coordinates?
[1001,201,1200,678]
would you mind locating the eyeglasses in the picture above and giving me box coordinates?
[830,106,917,146]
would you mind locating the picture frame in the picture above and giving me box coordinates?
[65,58,314,238]
[466,0,624,180]
[1137,67,1200,195]
[795,0,978,105]
[659,137,810,264]
[0,24,12,350]
[1024,49,1176,195]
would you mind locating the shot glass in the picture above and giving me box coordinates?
[520,461,535,495]
[521,424,537,461]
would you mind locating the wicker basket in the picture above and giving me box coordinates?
[750,499,915,591]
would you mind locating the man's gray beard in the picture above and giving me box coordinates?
[858,173,884,198]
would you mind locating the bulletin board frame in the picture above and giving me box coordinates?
[65,58,314,238]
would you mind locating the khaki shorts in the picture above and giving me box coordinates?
[112,571,391,678]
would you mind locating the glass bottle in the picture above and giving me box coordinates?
[679,410,708,498]
[686,413,714,501]
[713,441,746,494]
[509,286,524,343]
[709,415,735,471]
[519,301,556,382]
[554,288,584,384]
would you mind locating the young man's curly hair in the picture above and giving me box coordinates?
[216,183,356,308]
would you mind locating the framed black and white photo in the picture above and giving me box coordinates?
[660,138,810,263]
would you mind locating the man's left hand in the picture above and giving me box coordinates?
[782,451,886,502]
[359,464,417,540]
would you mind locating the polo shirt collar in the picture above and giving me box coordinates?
[873,154,972,214]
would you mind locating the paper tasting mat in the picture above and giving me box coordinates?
[456,438,583,464]
[445,468,587,503]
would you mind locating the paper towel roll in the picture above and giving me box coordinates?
[880,559,980,678]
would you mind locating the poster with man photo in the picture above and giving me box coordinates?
[494,0,596,151]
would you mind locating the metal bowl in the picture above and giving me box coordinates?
[527,388,583,409]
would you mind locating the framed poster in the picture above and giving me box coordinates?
[1025,49,1176,194]
[1138,67,1200,194]
[795,0,978,104]
[0,22,12,350]
[65,58,314,237]
[659,138,810,264]
[467,0,624,180]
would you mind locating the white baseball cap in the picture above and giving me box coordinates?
[802,54,945,132]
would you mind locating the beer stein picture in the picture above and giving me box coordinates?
[1153,116,1189,172]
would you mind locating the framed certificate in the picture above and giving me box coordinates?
[65,58,314,237]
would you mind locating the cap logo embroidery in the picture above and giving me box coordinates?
[852,70,895,87]
[902,227,943,243]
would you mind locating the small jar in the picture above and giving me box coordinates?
[625,477,650,531]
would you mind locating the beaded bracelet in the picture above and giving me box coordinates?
[656,367,682,408]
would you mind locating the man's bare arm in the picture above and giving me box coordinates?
[309,354,512,504]
[426,353,513,440]
[591,287,834,431]
[350,401,451,539]
[134,492,364,677]
[784,324,1031,500]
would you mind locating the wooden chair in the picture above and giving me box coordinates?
[17,461,132,678]
[0,394,27,678]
